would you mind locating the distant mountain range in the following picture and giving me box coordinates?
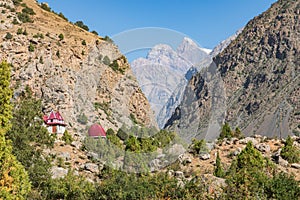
[131,37,211,127]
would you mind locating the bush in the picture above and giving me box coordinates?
[61,130,73,145]
[28,43,34,52]
[91,30,98,35]
[265,172,300,200]
[58,33,64,40]
[190,138,208,155]
[214,151,224,178]
[58,12,68,21]
[56,50,60,58]
[22,6,35,15]
[81,40,86,45]
[17,12,32,23]
[219,122,233,140]
[77,113,88,125]
[74,21,89,31]
[103,35,113,43]
[280,136,300,163]
[17,28,23,34]
[5,32,13,40]
[40,3,51,12]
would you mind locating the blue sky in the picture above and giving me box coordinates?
[41,0,276,59]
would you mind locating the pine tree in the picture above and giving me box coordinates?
[0,61,31,199]
[7,85,55,192]
[219,122,233,140]
[224,142,274,199]
[214,151,224,178]
[281,135,300,163]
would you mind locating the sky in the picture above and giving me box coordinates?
[40,0,277,60]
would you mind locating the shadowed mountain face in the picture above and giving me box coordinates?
[131,38,211,128]
[166,0,300,141]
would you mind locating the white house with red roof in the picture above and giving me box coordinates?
[43,110,66,134]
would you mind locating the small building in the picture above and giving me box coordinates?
[43,110,66,134]
[88,124,106,138]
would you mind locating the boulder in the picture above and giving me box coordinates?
[291,163,300,169]
[255,143,270,153]
[199,153,210,160]
[178,153,192,164]
[51,166,68,179]
[149,159,161,172]
[239,137,259,145]
[71,141,82,149]
[59,152,71,161]
[174,171,184,178]
[84,163,100,174]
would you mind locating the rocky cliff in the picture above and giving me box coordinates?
[166,0,300,140]
[131,37,210,128]
[0,0,157,137]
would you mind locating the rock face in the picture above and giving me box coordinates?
[166,0,300,140]
[131,37,210,128]
[0,0,157,137]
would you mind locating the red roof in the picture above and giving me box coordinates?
[88,124,106,137]
[43,110,66,126]
[48,110,56,120]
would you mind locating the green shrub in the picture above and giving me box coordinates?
[5,32,13,40]
[74,21,89,31]
[33,33,44,39]
[58,33,64,40]
[17,12,33,23]
[214,151,224,178]
[22,6,35,15]
[28,43,34,52]
[219,122,233,140]
[12,0,23,6]
[77,112,88,125]
[81,40,86,45]
[91,30,98,35]
[56,50,60,58]
[281,136,300,163]
[22,29,28,35]
[40,3,51,12]
[103,35,113,43]
[17,28,23,34]
[58,12,68,21]
[190,138,208,155]
[61,130,73,145]
[265,172,300,200]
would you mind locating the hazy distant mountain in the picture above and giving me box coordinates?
[131,38,210,127]
[165,0,300,140]
[157,32,243,128]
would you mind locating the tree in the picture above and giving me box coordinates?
[280,135,300,163]
[0,61,13,131]
[265,172,300,200]
[219,122,233,140]
[74,21,89,31]
[190,138,208,155]
[224,142,274,199]
[214,151,224,178]
[7,86,55,193]
[0,61,31,199]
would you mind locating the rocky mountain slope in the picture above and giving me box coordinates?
[159,32,242,129]
[131,37,210,127]
[0,0,157,138]
[166,0,300,140]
